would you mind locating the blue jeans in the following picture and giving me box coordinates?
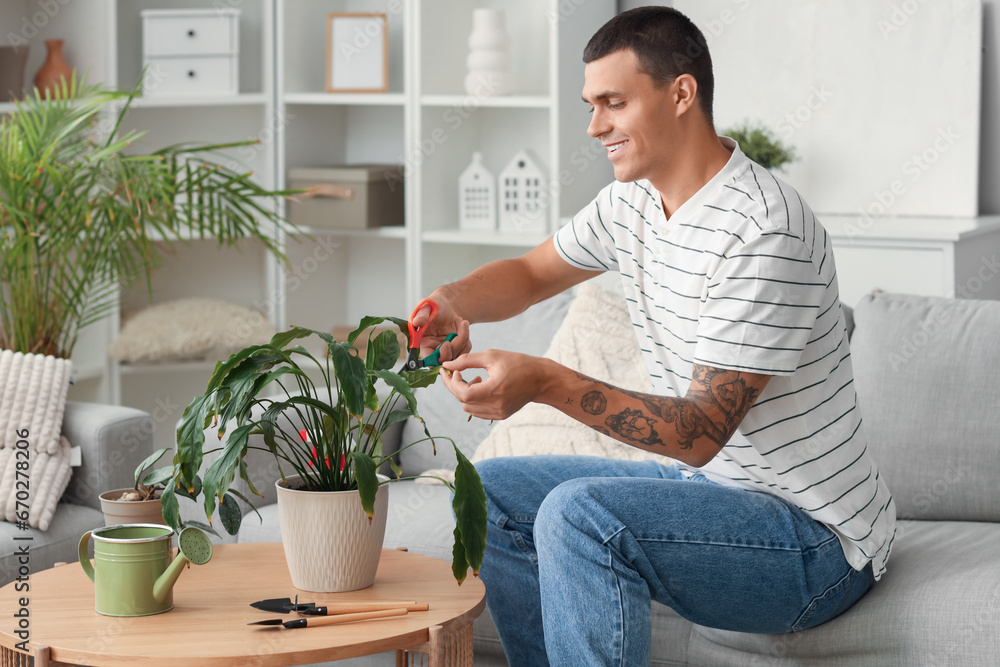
[475,456,875,666]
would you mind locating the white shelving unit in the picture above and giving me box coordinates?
[2,0,615,452]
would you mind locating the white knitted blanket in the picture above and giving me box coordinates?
[420,282,674,484]
[0,351,74,530]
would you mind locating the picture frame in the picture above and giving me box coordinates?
[326,12,388,93]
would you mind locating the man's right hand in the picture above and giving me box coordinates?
[410,295,471,364]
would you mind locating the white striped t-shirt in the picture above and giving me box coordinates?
[553,138,896,579]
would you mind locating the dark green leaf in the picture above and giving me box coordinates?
[175,393,215,489]
[176,475,203,501]
[134,447,170,484]
[349,451,379,521]
[160,480,179,530]
[451,525,469,585]
[201,423,253,525]
[268,326,315,350]
[383,410,412,428]
[452,445,487,576]
[400,367,440,389]
[366,329,401,371]
[141,465,175,488]
[349,316,409,346]
[329,341,367,416]
[373,370,419,417]
[218,493,242,535]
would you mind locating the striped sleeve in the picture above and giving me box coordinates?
[552,183,618,272]
[694,230,825,376]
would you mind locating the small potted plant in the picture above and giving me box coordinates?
[162,318,487,592]
[722,121,797,171]
[99,448,174,526]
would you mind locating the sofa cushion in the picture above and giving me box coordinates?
[470,281,673,467]
[0,502,105,586]
[851,293,1000,521]
[686,519,1000,666]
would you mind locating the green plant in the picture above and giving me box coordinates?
[722,121,797,171]
[0,74,296,358]
[162,320,488,584]
[119,447,172,502]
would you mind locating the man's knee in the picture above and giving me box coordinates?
[536,478,596,542]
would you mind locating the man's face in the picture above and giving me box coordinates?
[582,49,678,184]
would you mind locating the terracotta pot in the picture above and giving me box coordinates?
[276,474,389,593]
[0,45,29,102]
[34,39,72,98]
[99,488,167,527]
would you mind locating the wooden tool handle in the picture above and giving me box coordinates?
[319,602,428,615]
[304,607,408,627]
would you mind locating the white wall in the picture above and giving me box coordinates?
[618,0,1000,216]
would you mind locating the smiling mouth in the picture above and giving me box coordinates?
[604,140,628,157]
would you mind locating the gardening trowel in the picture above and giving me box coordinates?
[248,607,410,629]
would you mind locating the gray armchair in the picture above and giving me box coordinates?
[0,402,154,586]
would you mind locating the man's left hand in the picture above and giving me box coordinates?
[440,350,555,421]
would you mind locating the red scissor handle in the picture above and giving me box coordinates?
[407,298,439,351]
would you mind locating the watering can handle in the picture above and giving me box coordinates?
[78,531,95,582]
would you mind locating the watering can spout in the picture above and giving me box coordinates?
[153,553,188,603]
[153,526,214,603]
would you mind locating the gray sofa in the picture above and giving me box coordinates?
[0,402,154,587]
[228,286,1000,666]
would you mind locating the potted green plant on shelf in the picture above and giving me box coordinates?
[99,448,174,527]
[0,74,296,359]
[722,121,797,171]
[162,320,487,592]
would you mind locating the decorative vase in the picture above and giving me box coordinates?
[99,489,167,527]
[464,9,513,97]
[34,39,72,98]
[276,474,389,593]
[0,45,29,102]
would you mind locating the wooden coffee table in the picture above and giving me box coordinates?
[0,544,485,666]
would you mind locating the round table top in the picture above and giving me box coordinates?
[0,544,486,666]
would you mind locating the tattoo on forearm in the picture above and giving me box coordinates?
[604,408,661,446]
[572,365,762,452]
[581,390,607,415]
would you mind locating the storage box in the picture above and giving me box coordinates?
[287,165,405,230]
[141,9,240,97]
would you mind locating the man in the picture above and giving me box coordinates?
[414,7,895,666]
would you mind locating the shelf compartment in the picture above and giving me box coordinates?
[421,94,551,109]
[285,92,405,106]
[289,225,407,239]
[283,104,405,171]
[422,229,548,248]
[128,93,268,108]
[280,0,406,96]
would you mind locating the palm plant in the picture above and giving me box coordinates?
[0,75,295,358]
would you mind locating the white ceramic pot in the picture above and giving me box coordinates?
[275,474,389,593]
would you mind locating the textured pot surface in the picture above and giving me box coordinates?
[99,489,167,527]
[276,475,389,593]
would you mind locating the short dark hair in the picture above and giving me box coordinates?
[583,6,715,125]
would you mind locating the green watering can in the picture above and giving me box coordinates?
[78,523,213,617]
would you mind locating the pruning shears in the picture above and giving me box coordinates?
[399,298,458,372]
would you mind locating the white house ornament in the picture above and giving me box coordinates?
[498,150,547,234]
[459,152,497,231]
